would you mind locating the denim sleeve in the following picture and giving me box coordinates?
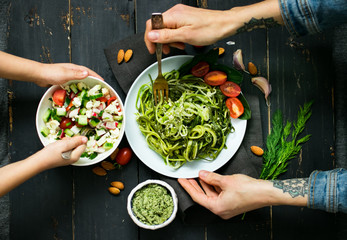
[307,168,347,213]
[279,0,347,37]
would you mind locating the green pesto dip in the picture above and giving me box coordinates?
[132,184,174,225]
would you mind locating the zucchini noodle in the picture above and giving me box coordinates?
[135,70,234,169]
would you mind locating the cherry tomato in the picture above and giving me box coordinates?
[204,71,227,86]
[115,147,132,165]
[97,97,108,103]
[220,81,241,97]
[107,96,117,106]
[59,118,74,129]
[191,61,210,77]
[53,89,66,106]
[225,97,244,119]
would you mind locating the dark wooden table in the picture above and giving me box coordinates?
[5,0,345,239]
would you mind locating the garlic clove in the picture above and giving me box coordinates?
[251,77,272,100]
[233,49,246,71]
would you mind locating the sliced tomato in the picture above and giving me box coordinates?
[53,89,66,106]
[59,118,74,129]
[191,61,210,77]
[204,71,227,86]
[107,96,117,106]
[226,97,244,119]
[97,97,108,103]
[220,81,241,97]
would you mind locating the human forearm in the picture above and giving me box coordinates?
[0,153,47,197]
[0,136,87,197]
[145,2,284,53]
[227,0,284,36]
[258,178,308,207]
[0,51,44,83]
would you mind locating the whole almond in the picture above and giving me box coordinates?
[101,161,116,171]
[248,62,258,75]
[117,49,124,64]
[110,148,119,161]
[124,49,133,63]
[108,187,120,195]
[250,146,264,156]
[110,181,124,190]
[92,166,107,176]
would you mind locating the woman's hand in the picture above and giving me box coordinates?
[34,63,104,87]
[0,136,87,197]
[36,136,88,169]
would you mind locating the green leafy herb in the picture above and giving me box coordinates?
[260,101,313,180]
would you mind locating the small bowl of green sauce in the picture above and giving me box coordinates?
[127,179,178,230]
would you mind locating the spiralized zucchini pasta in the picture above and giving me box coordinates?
[135,70,234,169]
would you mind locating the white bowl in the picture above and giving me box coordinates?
[35,76,125,166]
[127,179,178,230]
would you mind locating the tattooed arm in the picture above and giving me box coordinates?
[178,170,307,219]
[145,1,283,54]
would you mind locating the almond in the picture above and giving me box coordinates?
[101,161,116,171]
[248,62,258,75]
[250,146,264,156]
[108,187,120,195]
[92,166,107,176]
[110,148,119,161]
[110,181,124,190]
[124,49,133,63]
[117,49,124,64]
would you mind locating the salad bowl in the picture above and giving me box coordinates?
[35,76,125,166]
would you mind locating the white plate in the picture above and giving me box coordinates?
[124,55,246,178]
[36,76,125,166]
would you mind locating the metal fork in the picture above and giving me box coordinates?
[151,13,169,105]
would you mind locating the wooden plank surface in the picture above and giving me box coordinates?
[268,26,336,240]
[69,1,139,239]
[7,1,73,239]
[6,0,340,239]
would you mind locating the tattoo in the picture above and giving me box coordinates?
[236,17,281,34]
[271,178,308,198]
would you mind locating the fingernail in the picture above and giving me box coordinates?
[148,31,159,41]
[78,70,88,77]
[82,136,88,143]
[199,170,209,179]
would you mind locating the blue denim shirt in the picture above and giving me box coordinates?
[307,168,347,213]
[279,0,347,37]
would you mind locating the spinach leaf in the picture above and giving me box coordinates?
[238,93,251,120]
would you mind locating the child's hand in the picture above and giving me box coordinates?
[35,63,104,87]
[37,136,88,169]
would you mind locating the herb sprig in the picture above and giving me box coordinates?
[260,101,313,180]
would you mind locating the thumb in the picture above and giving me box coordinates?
[147,28,185,44]
[199,170,224,187]
[60,136,88,152]
[63,67,89,80]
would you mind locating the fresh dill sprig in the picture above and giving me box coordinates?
[260,101,313,180]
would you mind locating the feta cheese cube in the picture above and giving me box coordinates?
[102,88,109,95]
[72,97,82,107]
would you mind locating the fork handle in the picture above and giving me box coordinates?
[151,13,163,76]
